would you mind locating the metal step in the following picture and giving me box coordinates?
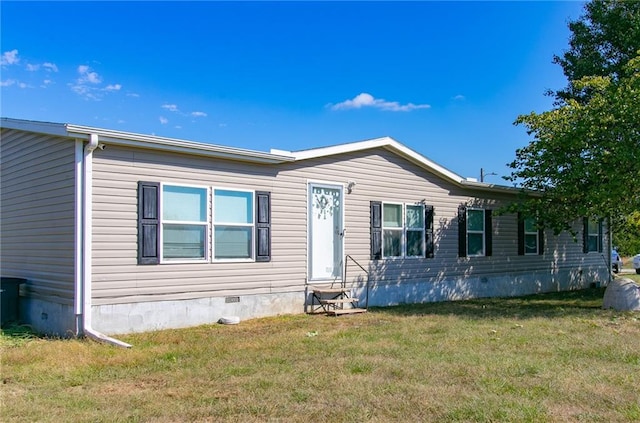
[312,287,350,295]
[320,298,359,305]
[327,308,367,316]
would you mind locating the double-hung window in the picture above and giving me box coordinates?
[457,205,492,257]
[213,189,254,260]
[466,208,485,256]
[137,181,271,264]
[162,185,208,261]
[370,201,434,260]
[517,213,544,256]
[523,217,539,255]
[583,218,602,253]
[382,203,425,258]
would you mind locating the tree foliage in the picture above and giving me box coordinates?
[613,211,640,255]
[506,0,640,236]
[554,0,640,103]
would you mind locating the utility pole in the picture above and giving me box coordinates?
[480,168,497,182]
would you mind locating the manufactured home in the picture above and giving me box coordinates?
[1,118,610,343]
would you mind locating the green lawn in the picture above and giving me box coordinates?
[2,284,639,422]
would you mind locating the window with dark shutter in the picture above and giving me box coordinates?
[538,227,545,255]
[484,209,492,257]
[517,213,544,256]
[370,201,382,260]
[425,205,434,258]
[597,219,603,253]
[255,191,271,262]
[517,213,525,256]
[583,217,589,253]
[458,205,467,257]
[584,217,601,253]
[138,181,160,265]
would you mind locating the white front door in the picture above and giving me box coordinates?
[308,183,343,281]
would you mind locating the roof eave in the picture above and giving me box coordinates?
[0,118,293,164]
[64,124,294,164]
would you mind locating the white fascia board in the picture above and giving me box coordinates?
[278,135,525,194]
[460,179,525,194]
[1,117,70,136]
[1,118,293,164]
[64,124,294,164]
[278,136,466,185]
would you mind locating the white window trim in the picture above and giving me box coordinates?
[466,208,485,257]
[524,217,539,256]
[587,218,600,253]
[212,187,256,263]
[382,202,425,259]
[159,182,210,264]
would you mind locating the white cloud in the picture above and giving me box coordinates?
[159,116,168,124]
[70,65,122,100]
[330,93,430,112]
[78,65,102,84]
[162,104,179,112]
[1,49,19,66]
[43,62,58,72]
[1,79,28,88]
[191,111,207,117]
[24,61,58,73]
[453,94,466,101]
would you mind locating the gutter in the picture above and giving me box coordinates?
[65,123,294,164]
[75,134,131,348]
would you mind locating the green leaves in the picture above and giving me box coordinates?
[507,50,640,234]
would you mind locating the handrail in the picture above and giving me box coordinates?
[344,254,370,309]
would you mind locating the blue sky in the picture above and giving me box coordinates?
[1,1,586,182]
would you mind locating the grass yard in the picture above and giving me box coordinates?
[2,284,639,422]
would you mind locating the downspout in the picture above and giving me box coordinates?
[76,134,132,348]
[608,216,613,285]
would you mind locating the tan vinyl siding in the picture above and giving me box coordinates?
[90,143,607,306]
[275,147,607,287]
[90,146,286,305]
[0,129,76,304]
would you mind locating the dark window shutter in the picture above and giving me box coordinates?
[597,219,603,253]
[425,205,434,258]
[255,191,271,262]
[583,217,589,253]
[517,213,525,256]
[370,201,382,260]
[538,227,545,255]
[138,181,160,265]
[458,205,467,258]
[485,209,492,257]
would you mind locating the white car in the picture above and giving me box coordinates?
[612,250,623,273]
[633,254,640,274]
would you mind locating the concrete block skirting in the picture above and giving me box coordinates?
[93,291,307,335]
[19,267,608,337]
[355,269,605,308]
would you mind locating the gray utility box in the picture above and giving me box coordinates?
[1,277,26,327]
